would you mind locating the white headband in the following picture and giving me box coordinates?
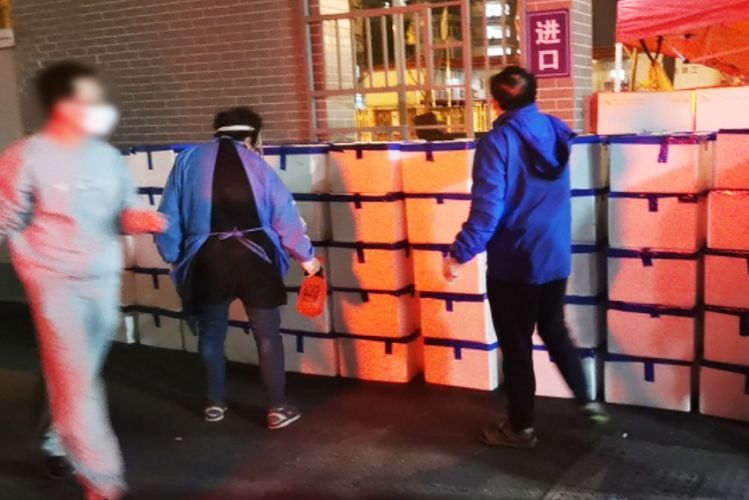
[216,125,255,133]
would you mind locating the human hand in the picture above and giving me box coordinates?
[121,209,168,234]
[443,256,463,282]
[301,257,322,276]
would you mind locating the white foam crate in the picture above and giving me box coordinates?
[121,270,136,307]
[329,194,407,243]
[328,241,413,290]
[605,354,692,412]
[696,86,749,132]
[405,194,471,245]
[294,197,331,242]
[705,250,749,309]
[585,91,695,136]
[423,338,500,391]
[571,190,608,244]
[123,151,151,186]
[608,248,701,308]
[338,331,423,383]
[137,309,184,350]
[708,191,749,251]
[285,246,329,288]
[700,361,749,422]
[328,143,402,195]
[532,295,606,349]
[569,136,609,190]
[262,145,329,194]
[412,245,487,295]
[137,187,162,212]
[134,233,169,269]
[225,322,339,377]
[419,292,496,343]
[609,135,712,194]
[125,147,175,188]
[569,245,606,297]
[607,302,697,361]
[133,270,181,311]
[704,307,749,366]
[114,311,137,344]
[533,346,599,400]
[121,235,135,269]
[401,141,475,194]
[712,131,749,189]
[609,193,706,252]
[332,286,419,338]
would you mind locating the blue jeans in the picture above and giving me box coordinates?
[196,301,286,408]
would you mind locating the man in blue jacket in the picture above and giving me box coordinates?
[444,67,608,448]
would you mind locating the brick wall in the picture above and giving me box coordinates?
[12,0,311,147]
[527,0,593,132]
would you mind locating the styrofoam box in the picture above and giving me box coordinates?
[114,310,137,344]
[121,270,136,307]
[700,361,749,422]
[328,143,402,195]
[609,135,713,194]
[419,292,496,343]
[532,295,606,349]
[231,292,333,334]
[711,131,749,189]
[570,136,610,190]
[605,354,692,412]
[405,194,471,245]
[137,308,184,350]
[708,191,749,251]
[533,346,598,401]
[571,191,608,244]
[137,187,162,212]
[123,151,150,186]
[696,86,749,132]
[608,248,701,308]
[125,148,176,187]
[285,246,329,287]
[328,241,413,290]
[704,306,749,366]
[121,235,135,269]
[134,233,168,269]
[607,302,697,362]
[225,322,339,377]
[329,194,407,243]
[705,250,749,309]
[293,196,331,242]
[338,331,423,383]
[401,141,475,194]
[332,286,419,338]
[585,91,695,136]
[569,245,606,297]
[609,193,706,252]
[412,245,487,295]
[134,270,181,311]
[263,145,329,194]
[423,338,501,391]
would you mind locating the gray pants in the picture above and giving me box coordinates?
[22,271,126,498]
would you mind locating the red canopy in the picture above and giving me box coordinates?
[616,0,749,76]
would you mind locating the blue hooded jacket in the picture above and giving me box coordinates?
[452,103,576,284]
[155,140,315,292]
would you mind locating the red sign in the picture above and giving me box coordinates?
[526,9,571,79]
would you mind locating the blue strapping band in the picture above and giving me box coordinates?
[606,353,691,366]
[609,134,714,145]
[296,335,304,353]
[399,141,475,152]
[424,337,499,353]
[571,135,606,144]
[609,301,697,318]
[702,360,749,394]
[137,187,164,206]
[533,344,597,360]
[332,285,415,298]
[571,188,610,197]
[644,362,655,382]
[133,306,183,325]
[336,330,421,351]
[403,193,473,202]
[565,294,606,306]
[326,193,406,204]
[608,248,702,262]
[705,305,749,337]
[291,194,330,202]
[609,192,701,204]
[262,145,329,156]
[280,146,288,171]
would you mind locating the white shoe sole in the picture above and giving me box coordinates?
[268,413,301,430]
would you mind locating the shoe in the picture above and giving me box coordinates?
[267,405,301,430]
[44,455,75,479]
[581,402,610,424]
[204,405,227,423]
[480,421,538,449]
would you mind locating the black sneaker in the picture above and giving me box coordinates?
[480,421,538,449]
[204,405,227,423]
[581,402,610,424]
[267,405,301,430]
[44,455,75,479]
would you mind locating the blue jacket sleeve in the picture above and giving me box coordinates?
[155,157,183,264]
[451,136,507,264]
[266,166,315,264]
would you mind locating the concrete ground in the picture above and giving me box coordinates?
[1,301,748,500]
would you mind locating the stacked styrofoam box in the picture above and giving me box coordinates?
[328,143,421,383]
[605,134,712,412]
[702,130,749,420]
[400,141,498,390]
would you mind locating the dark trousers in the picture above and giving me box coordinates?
[195,301,286,408]
[487,278,591,431]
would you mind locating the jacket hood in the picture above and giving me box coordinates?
[495,103,576,179]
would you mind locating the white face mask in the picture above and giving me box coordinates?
[82,104,120,137]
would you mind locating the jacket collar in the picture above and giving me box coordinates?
[493,103,539,129]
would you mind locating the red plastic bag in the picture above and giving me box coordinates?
[296,263,328,319]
